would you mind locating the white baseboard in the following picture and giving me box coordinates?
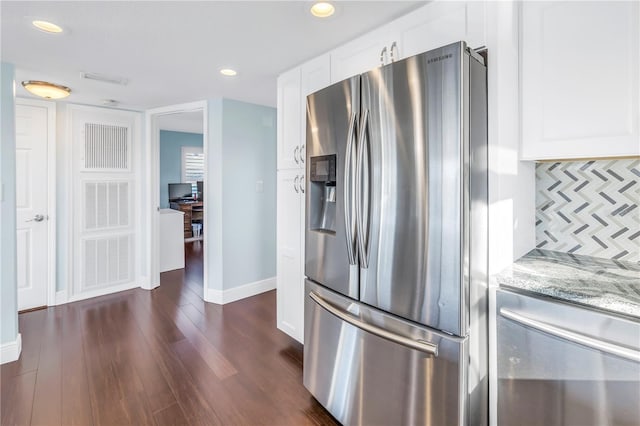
[66,281,140,304]
[0,333,22,364]
[139,275,153,290]
[54,289,68,305]
[205,276,276,305]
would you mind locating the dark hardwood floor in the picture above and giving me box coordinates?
[1,241,337,426]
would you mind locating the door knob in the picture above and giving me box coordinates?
[27,214,46,222]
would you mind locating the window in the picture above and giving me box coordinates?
[181,146,204,196]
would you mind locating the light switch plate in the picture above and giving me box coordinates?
[255,180,264,193]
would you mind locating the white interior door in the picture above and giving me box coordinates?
[15,103,50,310]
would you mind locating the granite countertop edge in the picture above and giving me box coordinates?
[495,249,640,320]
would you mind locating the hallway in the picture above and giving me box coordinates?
[0,243,336,425]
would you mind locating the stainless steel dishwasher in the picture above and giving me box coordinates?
[497,288,640,426]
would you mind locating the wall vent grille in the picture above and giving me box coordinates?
[82,235,132,289]
[84,181,130,230]
[84,123,129,170]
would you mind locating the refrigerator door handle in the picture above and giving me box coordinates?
[356,109,370,269]
[344,111,358,265]
[310,291,439,356]
[500,308,640,363]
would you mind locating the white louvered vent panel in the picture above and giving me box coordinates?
[119,235,130,281]
[84,181,130,230]
[96,183,108,228]
[108,183,119,227]
[82,234,133,290]
[119,182,129,226]
[84,123,129,170]
[84,239,97,288]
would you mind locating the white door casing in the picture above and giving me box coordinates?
[15,100,56,310]
[145,101,214,298]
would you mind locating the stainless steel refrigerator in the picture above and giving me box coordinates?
[303,41,488,425]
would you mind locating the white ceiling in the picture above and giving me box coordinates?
[1,1,425,110]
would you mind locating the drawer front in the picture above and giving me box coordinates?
[304,280,468,426]
[497,289,640,426]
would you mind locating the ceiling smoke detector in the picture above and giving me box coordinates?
[102,99,120,107]
[81,72,129,86]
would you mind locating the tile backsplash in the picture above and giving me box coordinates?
[536,159,640,263]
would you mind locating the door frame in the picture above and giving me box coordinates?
[15,97,57,307]
[145,101,221,301]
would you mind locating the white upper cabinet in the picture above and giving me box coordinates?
[278,55,331,170]
[330,26,391,83]
[301,54,331,97]
[390,1,486,60]
[330,2,486,84]
[277,67,302,170]
[300,54,331,163]
[521,1,640,160]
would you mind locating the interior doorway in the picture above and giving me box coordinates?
[156,111,205,297]
[145,101,215,301]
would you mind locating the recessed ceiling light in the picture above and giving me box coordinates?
[310,2,335,18]
[220,68,237,77]
[21,80,71,99]
[32,20,63,34]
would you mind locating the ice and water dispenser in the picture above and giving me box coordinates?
[309,154,337,234]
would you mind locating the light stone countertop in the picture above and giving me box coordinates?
[495,249,640,319]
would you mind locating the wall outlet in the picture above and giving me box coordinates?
[255,180,264,193]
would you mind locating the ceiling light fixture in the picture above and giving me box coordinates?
[32,20,63,34]
[310,2,335,18]
[21,80,71,99]
[220,68,237,77]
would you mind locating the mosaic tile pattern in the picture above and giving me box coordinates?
[536,159,640,263]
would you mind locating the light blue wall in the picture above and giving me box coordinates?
[159,130,203,208]
[0,62,18,346]
[221,99,277,289]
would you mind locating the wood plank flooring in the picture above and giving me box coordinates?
[1,242,337,426]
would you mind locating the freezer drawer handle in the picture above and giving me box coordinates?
[500,308,640,363]
[310,291,438,356]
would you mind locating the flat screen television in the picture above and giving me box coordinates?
[168,183,193,201]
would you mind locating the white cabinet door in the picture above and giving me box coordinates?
[521,1,640,160]
[300,54,331,164]
[301,54,331,97]
[391,1,486,60]
[330,28,390,83]
[277,68,302,170]
[276,169,304,343]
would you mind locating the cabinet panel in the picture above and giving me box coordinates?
[276,170,304,342]
[395,2,486,60]
[277,68,302,170]
[301,54,331,97]
[301,54,331,166]
[521,1,639,159]
[330,29,389,83]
